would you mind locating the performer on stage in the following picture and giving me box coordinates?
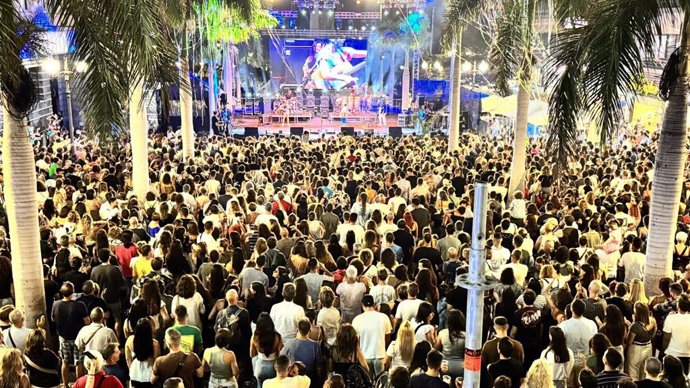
[377,101,387,127]
[302,40,367,90]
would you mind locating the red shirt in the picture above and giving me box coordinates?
[115,244,138,278]
[73,372,123,388]
[271,200,293,215]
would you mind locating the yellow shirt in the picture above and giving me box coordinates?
[132,258,153,279]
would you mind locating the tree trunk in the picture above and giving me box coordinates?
[388,49,396,102]
[208,60,216,136]
[223,44,233,107]
[129,80,149,201]
[402,50,411,111]
[180,30,195,161]
[2,102,45,327]
[644,12,690,296]
[508,81,529,195]
[448,35,462,152]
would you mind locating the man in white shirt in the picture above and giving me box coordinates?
[394,282,423,329]
[263,355,310,388]
[74,307,118,356]
[352,295,392,378]
[663,293,690,368]
[388,187,407,214]
[2,309,32,352]
[619,237,645,282]
[559,299,598,356]
[369,269,396,307]
[269,283,306,340]
[499,250,529,287]
[255,203,279,227]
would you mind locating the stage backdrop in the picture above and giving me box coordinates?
[268,38,369,91]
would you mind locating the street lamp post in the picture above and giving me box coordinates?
[63,57,75,147]
[42,57,87,151]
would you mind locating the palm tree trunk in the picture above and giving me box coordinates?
[388,49,396,102]
[180,31,195,160]
[644,12,690,295]
[2,102,45,327]
[129,80,149,201]
[208,60,216,136]
[508,81,529,195]
[448,35,462,152]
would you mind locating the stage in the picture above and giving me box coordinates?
[224,114,422,137]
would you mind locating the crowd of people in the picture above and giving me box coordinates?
[0,123,686,388]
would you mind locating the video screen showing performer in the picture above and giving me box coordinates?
[301,39,367,90]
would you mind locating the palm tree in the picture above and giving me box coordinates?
[544,0,687,294]
[163,0,258,159]
[1,0,177,326]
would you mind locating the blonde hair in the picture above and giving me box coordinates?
[397,321,416,364]
[627,278,648,304]
[539,264,556,279]
[524,359,555,388]
[0,348,23,388]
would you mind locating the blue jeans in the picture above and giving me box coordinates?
[252,357,276,388]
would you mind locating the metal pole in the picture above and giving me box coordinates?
[459,182,494,388]
[64,57,75,151]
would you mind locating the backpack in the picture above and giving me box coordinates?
[224,307,245,346]
[345,363,373,388]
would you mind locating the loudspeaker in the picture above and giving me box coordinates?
[290,127,304,136]
[389,126,403,138]
[244,127,259,138]
[341,126,355,136]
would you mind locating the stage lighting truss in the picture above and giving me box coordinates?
[260,28,370,38]
[272,9,381,19]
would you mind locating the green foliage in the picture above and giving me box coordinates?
[544,0,679,167]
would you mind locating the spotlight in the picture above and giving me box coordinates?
[361,25,366,30]
[478,60,490,73]
[371,26,376,30]
[328,10,333,15]
[384,10,389,15]
[462,61,472,72]
[349,25,353,30]
[421,61,428,70]
[318,10,322,14]
[396,10,400,14]
[300,9,307,15]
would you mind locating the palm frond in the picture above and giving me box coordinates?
[489,0,525,96]
[543,26,585,169]
[441,0,486,47]
[226,0,254,23]
[0,0,22,87]
[544,0,675,166]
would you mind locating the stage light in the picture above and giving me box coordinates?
[318,10,322,14]
[42,57,60,75]
[399,65,405,70]
[301,9,307,15]
[478,60,489,73]
[75,61,88,73]
[348,25,353,30]
[395,10,400,15]
[433,60,442,71]
[421,61,428,70]
[462,61,472,72]
[281,24,286,28]
[371,26,376,30]
[384,9,389,15]
[328,10,333,15]
[361,25,366,30]
[356,0,361,4]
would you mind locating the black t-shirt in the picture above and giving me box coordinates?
[409,374,448,388]
[25,349,61,387]
[510,306,543,349]
[0,256,12,298]
[63,270,89,293]
[488,359,525,388]
[446,286,468,316]
[539,174,553,188]
[77,294,110,316]
[90,264,125,304]
[51,299,88,339]
[636,380,673,388]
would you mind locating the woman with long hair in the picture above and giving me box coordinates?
[415,268,440,305]
[662,355,688,388]
[625,302,656,380]
[165,239,192,280]
[599,305,627,354]
[203,329,240,388]
[0,349,29,388]
[412,301,437,344]
[524,359,556,388]
[408,341,433,375]
[250,313,283,388]
[314,240,336,271]
[329,324,369,376]
[627,278,649,305]
[540,326,574,388]
[293,277,312,310]
[171,274,206,330]
[586,333,612,374]
[23,329,60,388]
[125,318,161,388]
[434,309,465,378]
[384,320,416,370]
[246,282,271,323]
[495,267,523,297]
[140,279,170,333]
